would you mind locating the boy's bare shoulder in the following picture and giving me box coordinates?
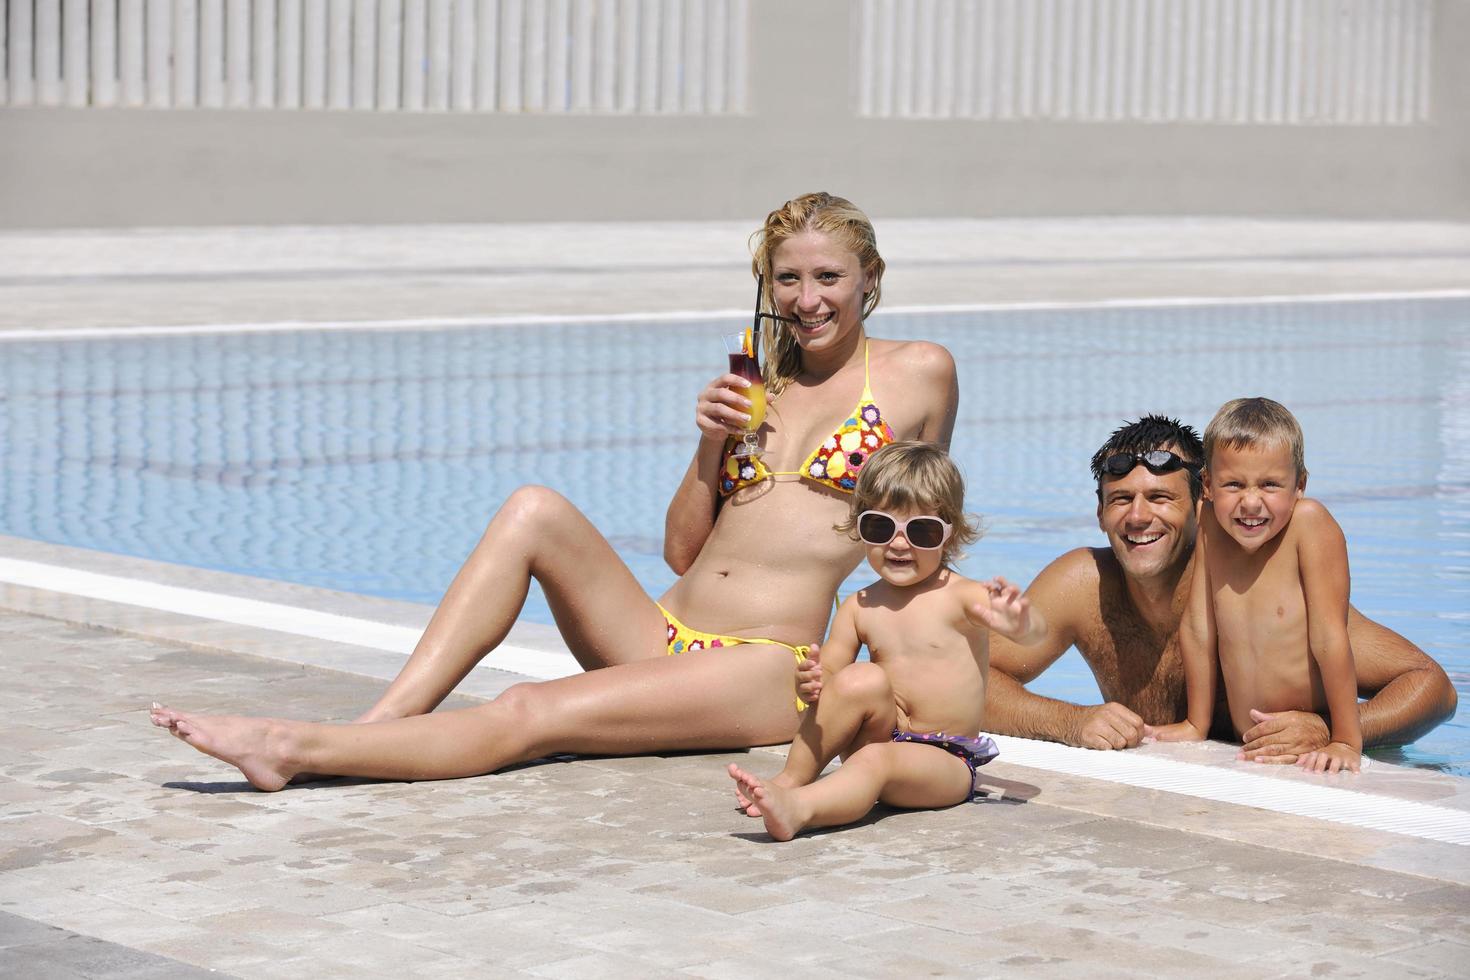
[1289,498,1346,540]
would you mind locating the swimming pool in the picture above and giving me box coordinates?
[3,297,1466,773]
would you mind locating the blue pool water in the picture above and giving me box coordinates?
[3,298,1467,774]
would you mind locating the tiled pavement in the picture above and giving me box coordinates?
[2,606,1467,978]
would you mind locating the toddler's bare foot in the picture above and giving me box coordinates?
[733,770,799,817]
[149,703,299,792]
[727,764,805,841]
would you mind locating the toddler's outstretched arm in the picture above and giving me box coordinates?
[967,577,1047,647]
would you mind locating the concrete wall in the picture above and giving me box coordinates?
[1,0,1466,227]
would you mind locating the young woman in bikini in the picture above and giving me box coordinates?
[150,192,960,790]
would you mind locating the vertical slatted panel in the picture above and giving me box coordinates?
[1331,0,1350,122]
[975,0,996,118]
[145,0,170,107]
[1086,0,1107,118]
[681,0,703,114]
[658,0,678,113]
[474,0,498,110]
[252,0,274,108]
[887,0,911,116]
[37,0,62,106]
[1317,0,1340,121]
[570,0,595,111]
[63,0,90,107]
[174,0,198,107]
[224,0,248,108]
[703,0,725,113]
[874,0,895,118]
[616,0,637,111]
[1381,0,1403,125]
[914,0,935,117]
[952,0,976,117]
[356,0,380,110]
[303,0,327,108]
[935,0,957,117]
[847,0,1436,125]
[199,0,223,107]
[400,0,424,108]
[1251,0,1271,122]
[1282,0,1302,122]
[1128,0,1148,119]
[278,0,302,109]
[1015,0,1036,118]
[121,0,146,106]
[376,0,402,108]
[727,0,747,112]
[1162,0,1183,119]
[498,0,522,110]
[521,0,545,111]
[92,0,119,107]
[636,0,657,113]
[547,0,570,112]
[0,0,8,104]
[427,0,451,109]
[18,0,1434,121]
[1051,0,1072,119]
[594,0,616,111]
[327,0,351,109]
[1413,0,1429,120]
[452,0,476,110]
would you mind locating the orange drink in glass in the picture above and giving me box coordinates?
[722,328,765,458]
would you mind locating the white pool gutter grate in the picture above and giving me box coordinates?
[993,735,1470,846]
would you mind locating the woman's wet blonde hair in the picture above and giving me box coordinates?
[749,192,886,400]
[835,441,981,567]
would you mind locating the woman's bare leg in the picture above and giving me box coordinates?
[152,643,803,790]
[360,486,669,722]
[729,742,972,841]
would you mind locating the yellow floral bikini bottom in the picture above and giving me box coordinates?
[657,603,810,712]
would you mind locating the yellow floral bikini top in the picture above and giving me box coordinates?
[719,342,896,497]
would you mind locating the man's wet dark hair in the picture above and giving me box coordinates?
[1090,415,1205,502]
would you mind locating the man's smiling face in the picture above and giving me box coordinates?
[1096,462,1198,582]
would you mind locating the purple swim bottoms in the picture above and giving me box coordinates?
[891,730,1000,803]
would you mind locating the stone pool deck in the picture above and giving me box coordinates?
[2,218,1468,977]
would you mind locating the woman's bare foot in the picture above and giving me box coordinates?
[149,703,300,792]
[727,763,806,841]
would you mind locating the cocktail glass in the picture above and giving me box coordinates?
[722,328,766,458]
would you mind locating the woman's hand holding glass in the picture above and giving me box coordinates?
[695,364,762,443]
[720,329,767,458]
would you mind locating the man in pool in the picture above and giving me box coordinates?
[986,415,1457,760]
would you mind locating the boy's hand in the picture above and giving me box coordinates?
[968,578,1034,641]
[795,645,822,706]
[1146,720,1207,743]
[1296,741,1361,774]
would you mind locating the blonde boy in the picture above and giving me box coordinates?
[728,442,1046,840]
[1153,398,1363,772]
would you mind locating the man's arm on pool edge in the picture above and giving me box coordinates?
[1238,608,1458,762]
[986,550,1150,750]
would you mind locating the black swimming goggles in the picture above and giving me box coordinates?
[1099,450,1201,478]
[857,511,953,550]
